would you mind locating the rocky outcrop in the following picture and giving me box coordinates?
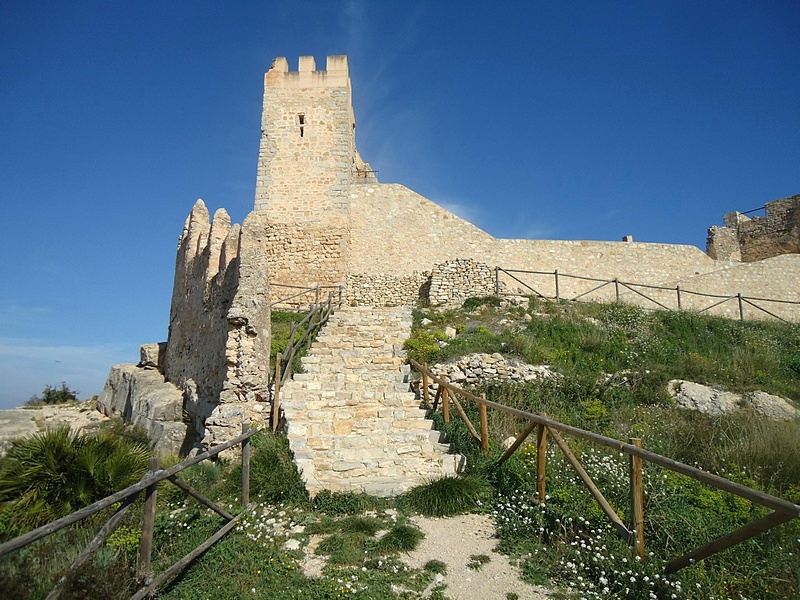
[668,380,799,420]
[98,364,190,455]
[0,404,109,455]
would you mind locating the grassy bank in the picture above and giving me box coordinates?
[409,297,800,599]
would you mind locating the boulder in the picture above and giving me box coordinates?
[668,380,799,421]
[98,364,190,455]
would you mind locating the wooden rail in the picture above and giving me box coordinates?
[270,283,342,309]
[495,267,800,322]
[270,295,335,432]
[411,359,800,571]
[0,424,257,599]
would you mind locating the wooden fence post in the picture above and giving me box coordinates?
[479,394,489,453]
[554,270,560,301]
[139,456,159,584]
[422,363,429,406]
[738,293,744,321]
[272,352,282,433]
[441,376,450,424]
[536,424,547,502]
[676,285,682,310]
[241,423,251,506]
[615,278,620,302]
[495,267,500,296]
[629,438,645,559]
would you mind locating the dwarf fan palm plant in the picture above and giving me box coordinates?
[0,425,150,537]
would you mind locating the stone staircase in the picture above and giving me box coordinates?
[280,306,464,497]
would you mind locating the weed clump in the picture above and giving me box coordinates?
[402,476,492,517]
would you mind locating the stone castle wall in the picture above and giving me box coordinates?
[258,56,799,320]
[346,181,721,305]
[707,195,800,262]
[100,200,273,451]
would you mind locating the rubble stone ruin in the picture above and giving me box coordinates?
[99,56,799,487]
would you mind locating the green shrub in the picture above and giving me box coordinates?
[403,330,441,365]
[376,524,423,553]
[402,476,492,516]
[24,382,79,406]
[462,296,501,311]
[0,426,150,537]
[312,490,378,515]
[225,431,307,505]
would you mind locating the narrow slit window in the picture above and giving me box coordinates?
[298,113,305,138]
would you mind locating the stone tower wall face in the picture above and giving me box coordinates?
[254,56,354,289]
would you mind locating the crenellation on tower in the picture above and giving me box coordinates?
[254,55,358,289]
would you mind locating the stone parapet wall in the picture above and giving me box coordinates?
[428,259,495,305]
[345,272,430,307]
[348,181,718,303]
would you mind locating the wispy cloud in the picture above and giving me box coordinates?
[0,338,133,409]
[434,198,485,228]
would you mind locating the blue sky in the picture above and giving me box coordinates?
[1,1,798,408]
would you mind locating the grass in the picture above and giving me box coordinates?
[467,553,491,570]
[409,296,800,599]
[401,476,492,517]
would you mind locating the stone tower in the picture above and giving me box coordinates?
[255,56,368,289]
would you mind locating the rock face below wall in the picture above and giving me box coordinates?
[98,364,191,455]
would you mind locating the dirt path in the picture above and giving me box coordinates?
[401,513,551,600]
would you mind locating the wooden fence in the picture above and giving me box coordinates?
[495,267,800,323]
[0,424,257,600]
[270,283,342,310]
[411,358,800,572]
[270,294,336,432]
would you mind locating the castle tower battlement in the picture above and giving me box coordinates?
[254,55,361,288]
[254,55,357,222]
[265,55,351,89]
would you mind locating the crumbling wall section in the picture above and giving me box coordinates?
[428,259,496,305]
[707,195,800,262]
[163,200,240,439]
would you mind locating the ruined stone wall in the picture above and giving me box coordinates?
[707,195,800,262]
[345,272,431,306]
[163,201,272,446]
[428,259,496,305]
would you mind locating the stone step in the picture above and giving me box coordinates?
[279,306,464,497]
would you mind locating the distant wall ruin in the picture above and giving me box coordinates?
[707,195,800,262]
